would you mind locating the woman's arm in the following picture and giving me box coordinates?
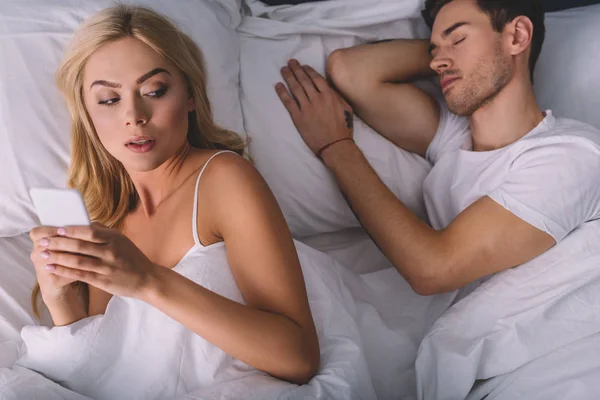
[43,285,88,326]
[39,154,320,384]
[140,153,319,384]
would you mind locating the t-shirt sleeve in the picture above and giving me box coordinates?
[487,140,600,243]
[425,97,470,165]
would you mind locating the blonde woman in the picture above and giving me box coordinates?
[26,3,319,389]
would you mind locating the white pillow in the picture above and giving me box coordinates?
[239,0,432,238]
[0,0,245,237]
[240,1,600,240]
[534,4,600,130]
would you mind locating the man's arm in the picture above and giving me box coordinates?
[275,62,555,295]
[326,39,439,156]
[319,141,555,295]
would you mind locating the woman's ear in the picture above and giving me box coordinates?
[187,96,195,112]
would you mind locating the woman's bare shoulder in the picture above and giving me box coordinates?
[197,150,274,213]
[196,150,257,188]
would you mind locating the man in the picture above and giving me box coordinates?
[275,0,600,296]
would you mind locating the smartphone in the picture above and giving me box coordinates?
[29,188,91,227]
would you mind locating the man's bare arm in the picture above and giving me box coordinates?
[326,39,439,156]
[320,141,555,295]
[276,63,555,295]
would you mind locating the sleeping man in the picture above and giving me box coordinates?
[275,0,600,297]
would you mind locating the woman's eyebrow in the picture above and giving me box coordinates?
[136,67,170,84]
[89,67,171,90]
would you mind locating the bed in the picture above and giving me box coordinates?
[1,0,599,399]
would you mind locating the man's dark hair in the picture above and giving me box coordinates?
[422,0,545,82]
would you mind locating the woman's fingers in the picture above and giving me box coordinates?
[39,236,108,259]
[30,226,61,242]
[57,225,111,244]
[47,264,100,286]
[41,251,110,275]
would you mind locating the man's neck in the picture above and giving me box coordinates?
[469,78,544,152]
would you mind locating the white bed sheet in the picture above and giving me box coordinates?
[466,332,600,400]
[0,235,449,400]
[0,234,51,345]
[0,228,455,400]
[416,219,600,400]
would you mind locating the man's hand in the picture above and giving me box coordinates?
[276,59,354,157]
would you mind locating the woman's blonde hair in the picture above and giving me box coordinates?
[32,4,246,317]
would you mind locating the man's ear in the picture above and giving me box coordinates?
[508,16,534,57]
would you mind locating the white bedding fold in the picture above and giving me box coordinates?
[416,220,600,400]
[2,242,425,400]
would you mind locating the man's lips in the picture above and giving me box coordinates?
[441,77,460,92]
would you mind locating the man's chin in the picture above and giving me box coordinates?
[446,97,478,117]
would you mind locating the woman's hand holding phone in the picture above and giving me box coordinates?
[29,188,92,306]
[30,227,81,304]
[34,224,159,300]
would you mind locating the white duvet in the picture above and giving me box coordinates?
[1,241,428,400]
[416,219,600,400]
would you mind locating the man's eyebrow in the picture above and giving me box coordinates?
[443,21,469,38]
[429,22,470,55]
[89,68,171,90]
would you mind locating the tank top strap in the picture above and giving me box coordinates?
[192,150,239,247]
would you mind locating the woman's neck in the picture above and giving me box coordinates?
[128,142,198,218]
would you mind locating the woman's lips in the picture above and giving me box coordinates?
[126,139,156,153]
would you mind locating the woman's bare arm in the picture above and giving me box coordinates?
[140,154,320,384]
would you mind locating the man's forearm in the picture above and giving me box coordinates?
[321,140,445,294]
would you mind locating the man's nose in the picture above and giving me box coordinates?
[430,52,453,74]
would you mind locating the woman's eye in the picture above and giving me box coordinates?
[454,37,466,46]
[147,87,168,98]
[98,98,119,106]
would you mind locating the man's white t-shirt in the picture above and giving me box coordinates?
[423,104,600,244]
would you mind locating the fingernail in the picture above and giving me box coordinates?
[45,265,56,271]
[39,238,49,247]
[40,251,50,259]
[57,228,67,236]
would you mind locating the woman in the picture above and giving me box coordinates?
[27,3,319,390]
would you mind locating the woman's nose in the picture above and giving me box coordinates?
[124,96,149,126]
